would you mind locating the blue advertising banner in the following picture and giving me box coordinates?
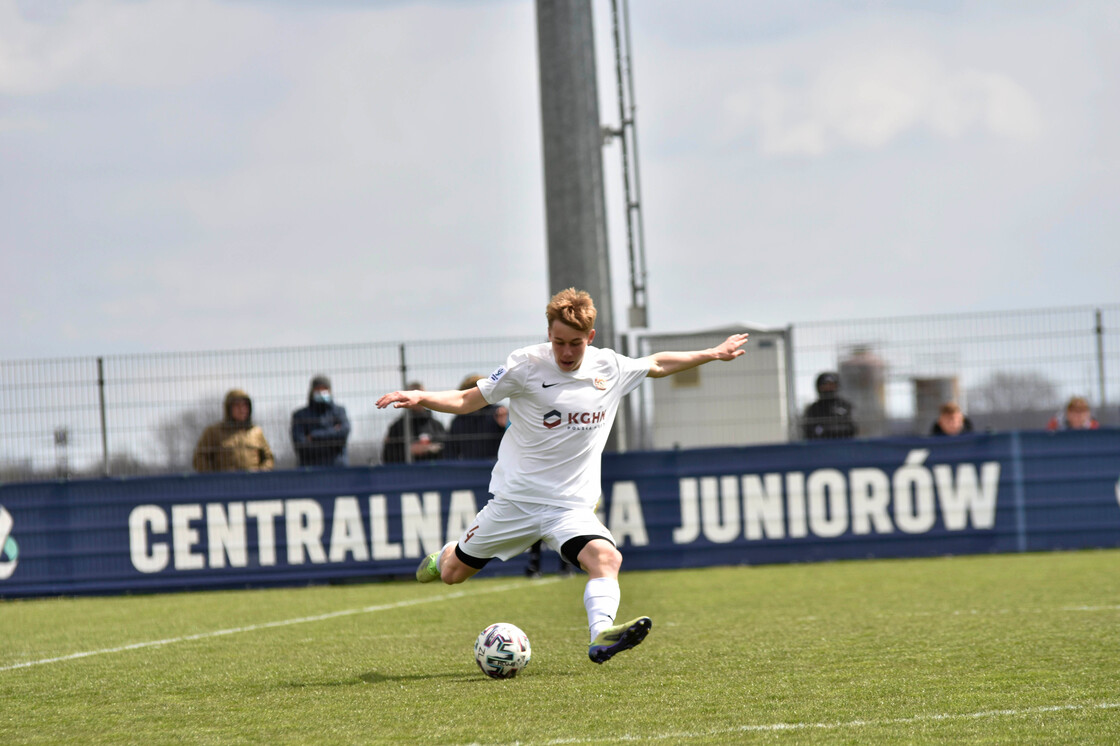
[1,431,1118,598]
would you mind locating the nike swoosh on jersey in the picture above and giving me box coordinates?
[541,382,561,388]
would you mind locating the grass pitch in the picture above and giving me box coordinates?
[2,550,1118,744]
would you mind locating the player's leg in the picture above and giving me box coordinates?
[570,539,652,662]
[441,544,485,584]
[548,513,652,664]
[573,536,621,578]
[418,496,540,585]
[572,537,623,637]
[415,542,450,583]
[416,540,482,584]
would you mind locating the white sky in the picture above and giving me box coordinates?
[2,0,1118,360]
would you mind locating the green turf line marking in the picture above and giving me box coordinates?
[0,577,559,673]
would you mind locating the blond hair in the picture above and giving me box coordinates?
[546,288,596,333]
[1066,396,1090,413]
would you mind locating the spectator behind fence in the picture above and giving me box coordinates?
[802,372,857,440]
[381,381,447,464]
[447,374,508,460]
[930,402,974,436]
[291,374,351,467]
[193,389,275,473]
[1047,396,1099,431]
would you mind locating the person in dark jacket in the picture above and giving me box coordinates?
[802,371,857,440]
[930,401,974,436]
[447,375,507,460]
[381,381,447,464]
[291,374,351,467]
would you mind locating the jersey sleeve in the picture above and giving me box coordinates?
[613,350,651,396]
[477,348,530,404]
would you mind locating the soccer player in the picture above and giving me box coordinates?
[375,288,748,663]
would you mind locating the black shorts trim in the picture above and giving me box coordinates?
[454,544,492,570]
[560,535,615,568]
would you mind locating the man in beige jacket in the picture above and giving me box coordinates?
[193,388,275,472]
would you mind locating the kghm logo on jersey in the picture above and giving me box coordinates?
[542,409,606,431]
[567,412,606,427]
[0,506,18,580]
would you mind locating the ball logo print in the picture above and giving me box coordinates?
[474,622,531,679]
[0,506,18,580]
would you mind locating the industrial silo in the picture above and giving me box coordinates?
[839,346,887,438]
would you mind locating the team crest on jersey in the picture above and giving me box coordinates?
[593,377,608,390]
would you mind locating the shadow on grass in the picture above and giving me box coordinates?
[283,667,584,688]
[359,670,480,684]
[277,671,474,689]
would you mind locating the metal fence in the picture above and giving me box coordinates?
[789,305,1117,439]
[0,335,540,480]
[2,305,1117,482]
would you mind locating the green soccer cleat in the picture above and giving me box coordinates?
[588,616,652,664]
[415,551,441,583]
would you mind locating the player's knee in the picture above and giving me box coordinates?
[440,565,467,585]
[440,557,478,585]
[581,542,622,576]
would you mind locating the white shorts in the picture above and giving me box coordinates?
[456,495,614,563]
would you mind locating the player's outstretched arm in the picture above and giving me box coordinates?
[375,386,487,415]
[646,333,749,379]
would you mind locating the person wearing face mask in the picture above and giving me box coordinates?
[291,374,351,467]
[802,372,857,440]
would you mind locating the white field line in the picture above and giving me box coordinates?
[1,578,558,673]
[523,702,1120,745]
[920,604,1120,617]
[797,604,1120,622]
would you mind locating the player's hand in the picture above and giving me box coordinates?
[376,390,421,409]
[714,333,749,361]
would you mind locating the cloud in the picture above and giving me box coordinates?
[0,0,281,95]
[1,0,550,355]
[0,0,1116,360]
[619,7,1113,330]
[708,40,1043,157]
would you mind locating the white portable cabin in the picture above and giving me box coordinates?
[636,325,793,450]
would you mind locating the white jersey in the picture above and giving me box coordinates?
[476,342,650,509]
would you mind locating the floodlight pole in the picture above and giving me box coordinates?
[536,0,616,353]
[536,0,620,450]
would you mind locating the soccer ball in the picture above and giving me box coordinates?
[474,622,531,679]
